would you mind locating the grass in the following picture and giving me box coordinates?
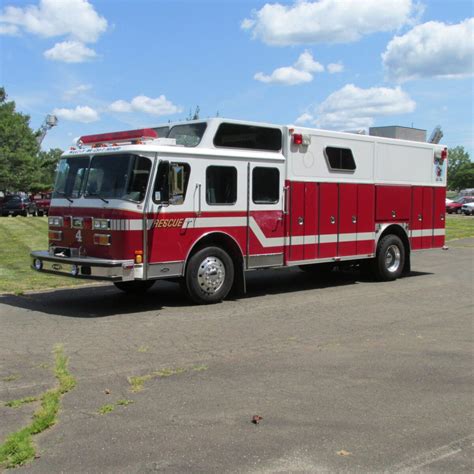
[0,216,89,294]
[1,374,20,382]
[128,365,207,392]
[116,399,134,406]
[0,345,76,469]
[5,396,38,408]
[0,213,472,295]
[98,404,115,415]
[445,215,474,241]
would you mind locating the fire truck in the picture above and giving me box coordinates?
[31,118,448,304]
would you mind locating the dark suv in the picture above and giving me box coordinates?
[1,195,38,217]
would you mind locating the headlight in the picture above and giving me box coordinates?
[34,259,43,271]
[48,216,63,227]
[93,218,110,230]
[71,264,79,277]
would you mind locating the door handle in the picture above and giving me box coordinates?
[352,215,357,224]
[298,216,304,226]
[194,183,202,216]
[330,216,336,224]
[418,214,423,221]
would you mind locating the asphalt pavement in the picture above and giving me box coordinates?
[0,239,473,473]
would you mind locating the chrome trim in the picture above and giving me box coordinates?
[31,250,135,281]
[374,222,410,247]
[247,253,284,269]
[291,254,374,266]
[147,261,184,279]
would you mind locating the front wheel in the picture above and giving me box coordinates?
[372,235,405,281]
[185,246,234,304]
[114,280,155,294]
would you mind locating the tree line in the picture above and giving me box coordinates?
[0,86,473,194]
[0,87,62,194]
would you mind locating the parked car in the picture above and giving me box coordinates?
[31,191,52,216]
[1,195,38,216]
[461,202,474,216]
[446,196,474,214]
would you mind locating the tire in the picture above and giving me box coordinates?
[456,208,462,214]
[372,234,405,281]
[114,280,155,294]
[299,262,335,274]
[21,210,27,217]
[38,210,44,217]
[185,246,234,304]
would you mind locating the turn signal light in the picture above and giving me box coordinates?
[48,230,63,241]
[93,234,111,246]
[134,250,143,264]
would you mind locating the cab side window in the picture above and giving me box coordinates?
[153,162,191,205]
[252,167,279,204]
[206,166,237,205]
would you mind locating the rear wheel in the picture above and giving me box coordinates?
[114,280,155,294]
[185,246,234,304]
[38,210,44,217]
[372,234,405,281]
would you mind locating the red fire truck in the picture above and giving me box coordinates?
[31,118,447,304]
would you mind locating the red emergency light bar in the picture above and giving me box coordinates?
[79,128,158,145]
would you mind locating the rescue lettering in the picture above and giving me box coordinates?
[155,218,184,228]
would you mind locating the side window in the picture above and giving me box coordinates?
[153,162,191,205]
[252,167,279,204]
[325,147,356,171]
[206,166,237,205]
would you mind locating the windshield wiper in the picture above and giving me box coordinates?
[55,191,73,203]
[86,192,109,204]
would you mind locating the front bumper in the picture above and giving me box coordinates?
[30,250,136,281]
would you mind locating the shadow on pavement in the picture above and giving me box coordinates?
[0,268,432,318]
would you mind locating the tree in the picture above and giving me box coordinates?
[30,148,63,192]
[448,146,474,190]
[0,87,40,193]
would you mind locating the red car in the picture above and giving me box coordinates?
[31,191,52,217]
[446,196,474,214]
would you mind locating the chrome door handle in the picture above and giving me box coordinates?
[298,216,304,225]
[330,216,336,224]
[352,215,357,224]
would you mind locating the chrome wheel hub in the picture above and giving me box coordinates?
[197,256,226,295]
[385,244,401,273]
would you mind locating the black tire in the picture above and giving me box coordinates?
[21,210,27,217]
[185,246,234,304]
[38,210,44,217]
[299,262,335,274]
[372,234,405,281]
[114,280,155,294]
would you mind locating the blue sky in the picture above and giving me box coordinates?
[1,0,472,156]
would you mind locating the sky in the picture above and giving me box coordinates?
[0,0,473,156]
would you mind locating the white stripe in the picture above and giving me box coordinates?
[320,234,338,244]
[433,228,445,236]
[411,228,445,238]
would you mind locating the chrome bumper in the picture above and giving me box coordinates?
[30,250,136,281]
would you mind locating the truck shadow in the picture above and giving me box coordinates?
[0,268,432,319]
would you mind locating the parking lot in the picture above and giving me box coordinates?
[1,239,473,473]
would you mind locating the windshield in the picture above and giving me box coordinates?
[53,154,152,202]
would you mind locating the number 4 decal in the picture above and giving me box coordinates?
[75,230,82,242]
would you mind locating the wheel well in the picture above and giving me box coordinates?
[185,232,245,294]
[377,224,411,273]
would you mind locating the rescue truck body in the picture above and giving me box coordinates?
[31,118,448,303]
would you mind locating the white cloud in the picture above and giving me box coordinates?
[0,23,18,35]
[63,84,92,100]
[295,112,314,124]
[108,95,182,116]
[315,84,416,129]
[383,18,474,82]
[44,40,97,62]
[255,67,313,85]
[53,105,99,123]
[0,0,107,42]
[294,50,324,73]
[254,50,323,85]
[327,62,344,74]
[242,0,419,46]
[109,100,132,113]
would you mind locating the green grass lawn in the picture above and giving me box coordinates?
[0,214,473,295]
[0,217,90,294]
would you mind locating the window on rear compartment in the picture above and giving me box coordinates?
[252,167,279,204]
[206,166,237,205]
[213,123,282,151]
[325,147,356,171]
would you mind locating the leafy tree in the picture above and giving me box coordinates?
[448,146,474,190]
[30,148,63,192]
[0,87,39,193]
